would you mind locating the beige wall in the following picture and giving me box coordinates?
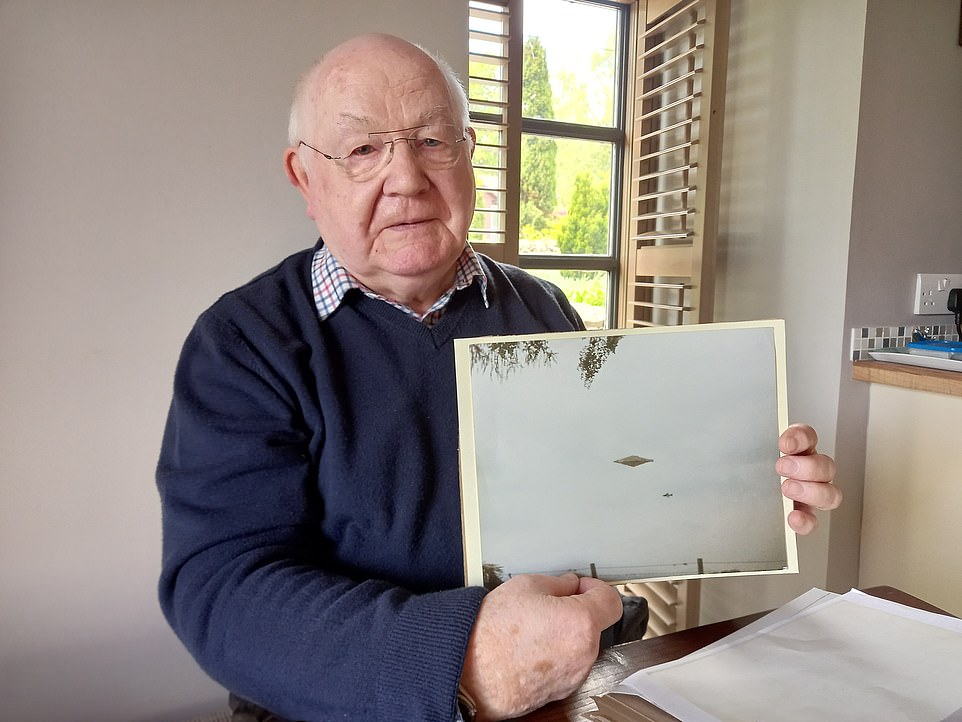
[705,0,962,624]
[702,0,868,622]
[831,0,962,591]
[0,3,465,720]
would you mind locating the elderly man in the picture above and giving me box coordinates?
[157,33,841,722]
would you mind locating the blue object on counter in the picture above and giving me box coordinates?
[907,340,962,353]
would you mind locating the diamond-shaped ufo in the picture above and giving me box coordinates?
[614,455,654,467]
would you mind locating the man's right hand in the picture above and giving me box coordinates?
[458,573,623,721]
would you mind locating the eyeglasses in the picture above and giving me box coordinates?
[298,123,469,181]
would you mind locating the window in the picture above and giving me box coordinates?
[469,0,728,331]
[470,0,629,329]
[516,0,628,330]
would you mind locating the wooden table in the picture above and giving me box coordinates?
[520,586,950,721]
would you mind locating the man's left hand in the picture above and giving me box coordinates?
[776,423,841,535]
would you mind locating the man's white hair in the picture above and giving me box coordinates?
[287,40,471,147]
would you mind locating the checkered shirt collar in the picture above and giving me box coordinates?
[310,242,489,325]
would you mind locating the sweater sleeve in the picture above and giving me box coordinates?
[156,308,486,721]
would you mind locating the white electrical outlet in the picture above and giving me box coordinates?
[914,273,962,315]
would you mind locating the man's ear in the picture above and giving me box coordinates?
[466,126,477,159]
[284,147,310,196]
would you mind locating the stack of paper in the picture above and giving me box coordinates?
[590,588,962,722]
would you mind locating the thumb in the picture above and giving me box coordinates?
[574,579,623,629]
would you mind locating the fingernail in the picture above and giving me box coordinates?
[777,459,798,476]
[782,479,802,497]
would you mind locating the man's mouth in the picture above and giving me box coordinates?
[387,218,433,230]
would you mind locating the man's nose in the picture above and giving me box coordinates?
[381,139,430,193]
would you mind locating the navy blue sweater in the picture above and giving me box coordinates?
[157,242,583,721]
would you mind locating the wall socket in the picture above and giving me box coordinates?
[914,273,962,315]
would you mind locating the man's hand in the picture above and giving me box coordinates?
[777,423,841,534]
[459,573,622,721]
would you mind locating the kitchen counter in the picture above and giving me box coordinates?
[852,359,962,397]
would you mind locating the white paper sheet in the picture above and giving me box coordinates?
[616,589,962,722]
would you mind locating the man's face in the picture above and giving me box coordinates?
[286,38,476,309]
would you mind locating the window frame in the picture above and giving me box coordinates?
[469,0,631,328]
[467,0,519,265]
[515,0,632,330]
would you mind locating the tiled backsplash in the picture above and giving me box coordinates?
[850,324,960,361]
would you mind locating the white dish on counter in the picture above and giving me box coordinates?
[868,349,962,372]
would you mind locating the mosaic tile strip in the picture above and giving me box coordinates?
[850,324,960,361]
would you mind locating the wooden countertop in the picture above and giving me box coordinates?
[852,360,962,397]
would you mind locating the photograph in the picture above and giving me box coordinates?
[455,320,796,590]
